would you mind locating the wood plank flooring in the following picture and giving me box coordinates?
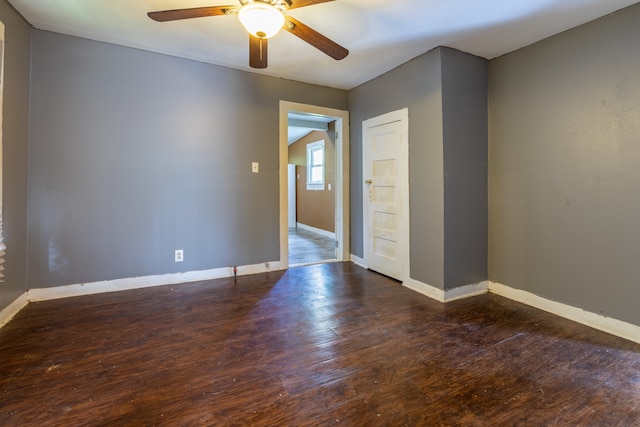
[0,262,639,425]
[288,227,336,265]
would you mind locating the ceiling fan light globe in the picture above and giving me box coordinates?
[238,3,285,39]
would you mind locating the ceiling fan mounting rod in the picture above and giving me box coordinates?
[274,0,293,8]
[239,0,291,10]
[147,0,348,69]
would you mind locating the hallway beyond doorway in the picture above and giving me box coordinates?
[288,227,335,265]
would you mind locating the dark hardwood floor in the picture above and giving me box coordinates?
[0,263,639,426]
[288,227,336,265]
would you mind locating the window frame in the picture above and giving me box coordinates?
[306,140,325,191]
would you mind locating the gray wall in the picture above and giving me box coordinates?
[489,3,640,325]
[442,48,488,289]
[349,48,445,288]
[6,0,637,333]
[28,30,347,289]
[349,47,488,290]
[0,1,30,309]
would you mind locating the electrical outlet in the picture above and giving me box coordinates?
[175,249,184,263]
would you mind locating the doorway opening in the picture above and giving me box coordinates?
[287,115,337,264]
[279,101,349,268]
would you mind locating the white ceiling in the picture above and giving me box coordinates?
[288,112,334,145]
[8,0,640,90]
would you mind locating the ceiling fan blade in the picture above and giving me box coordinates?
[148,6,236,22]
[249,35,268,69]
[287,0,335,10]
[284,17,348,60]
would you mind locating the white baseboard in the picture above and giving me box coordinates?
[445,281,490,302]
[403,278,488,303]
[403,278,446,302]
[0,292,29,328]
[296,223,335,239]
[349,254,366,268]
[402,278,639,344]
[27,261,285,302]
[4,264,639,345]
[488,282,640,345]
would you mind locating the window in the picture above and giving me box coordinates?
[306,140,325,191]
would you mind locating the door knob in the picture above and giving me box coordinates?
[365,179,372,185]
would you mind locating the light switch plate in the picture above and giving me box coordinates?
[252,162,259,173]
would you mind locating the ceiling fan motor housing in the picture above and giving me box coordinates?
[148,0,348,69]
[240,0,291,10]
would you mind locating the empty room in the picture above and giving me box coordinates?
[1,0,639,424]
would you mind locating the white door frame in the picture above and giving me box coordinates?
[0,22,5,261]
[278,101,350,268]
[362,108,410,281]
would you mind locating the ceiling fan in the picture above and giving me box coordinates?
[147,0,349,69]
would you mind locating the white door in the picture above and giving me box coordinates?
[363,109,409,281]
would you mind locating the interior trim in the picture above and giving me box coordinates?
[1,267,638,345]
[27,261,280,303]
[404,276,640,344]
[0,292,28,329]
[279,101,350,268]
[489,281,640,345]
